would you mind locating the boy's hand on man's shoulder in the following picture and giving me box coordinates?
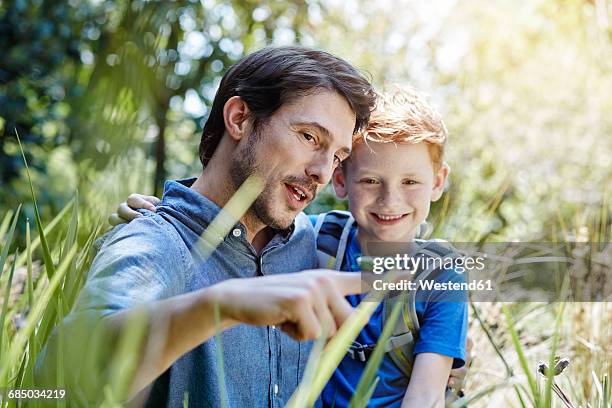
[108,193,160,226]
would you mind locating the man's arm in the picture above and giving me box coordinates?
[36,268,364,399]
[401,353,453,408]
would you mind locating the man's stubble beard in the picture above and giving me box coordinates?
[229,127,294,230]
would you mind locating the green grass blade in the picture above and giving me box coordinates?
[449,377,523,408]
[26,220,34,309]
[286,327,327,408]
[349,299,403,408]
[14,200,73,272]
[56,296,65,398]
[0,245,76,383]
[0,209,14,242]
[354,377,379,408]
[502,304,540,406]
[287,280,396,408]
[15,131,56,279]
[544,302,566,408]
[63,192,78,263]
[0,205,21,280]
[0,250,18,363]
[105,307,148,403]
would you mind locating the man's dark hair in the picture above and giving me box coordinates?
[199,46,377,167]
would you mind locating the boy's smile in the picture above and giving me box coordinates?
[332,141,449,248]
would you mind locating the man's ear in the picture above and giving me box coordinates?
[431,162,450,202]
[223,96,251,141]
[332,166,348,198]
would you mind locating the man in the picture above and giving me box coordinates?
[36,46,377,407]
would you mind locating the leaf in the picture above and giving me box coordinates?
[15,131,56,279]
[349,299,403,408]
[502,304,540,406]
[0,205,21,281]
[0,244,76,383]
[0,250,18,364]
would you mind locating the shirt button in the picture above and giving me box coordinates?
[274,384,279,395]
[232,228,241,237]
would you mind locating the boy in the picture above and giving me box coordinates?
[113,87,467,407]
[316,88,467,407]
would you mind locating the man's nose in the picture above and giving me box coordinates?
[305,153,335,186]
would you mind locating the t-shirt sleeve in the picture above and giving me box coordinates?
[413,267,468,369]
[73,216,191,316]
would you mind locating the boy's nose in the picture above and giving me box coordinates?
[377,186,405,208]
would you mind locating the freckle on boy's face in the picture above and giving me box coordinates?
[333,141,447,245]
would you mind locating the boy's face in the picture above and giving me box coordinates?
[332,141,449,244]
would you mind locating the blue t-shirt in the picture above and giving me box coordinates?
[310,216,468,408]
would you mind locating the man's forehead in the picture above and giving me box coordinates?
[282,92,356,138]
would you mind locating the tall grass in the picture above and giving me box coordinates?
[0,150,610,407]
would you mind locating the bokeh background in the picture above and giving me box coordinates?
[1,0,610,406]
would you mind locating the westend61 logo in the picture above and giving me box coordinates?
[359,242,611,302]
[369,253,486,274]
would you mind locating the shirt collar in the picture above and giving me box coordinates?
[159,178,296,245]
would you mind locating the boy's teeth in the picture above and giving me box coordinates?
[376,214,403,220]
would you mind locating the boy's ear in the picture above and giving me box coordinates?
[223,96,251,141]
[431,162,450,202]
[332,166,348,198]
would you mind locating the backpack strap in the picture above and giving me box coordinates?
[383,240,463,378]
[314,210,355,270]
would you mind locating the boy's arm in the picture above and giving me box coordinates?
[401,352,453,408]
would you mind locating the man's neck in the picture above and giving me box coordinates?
[191,170,272,253]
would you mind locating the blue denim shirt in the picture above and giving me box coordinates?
[68,179,317,407]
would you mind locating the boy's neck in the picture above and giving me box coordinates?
[356,230,417,257]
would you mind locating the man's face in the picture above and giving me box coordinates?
[231,91,356,230]
[332,141,448,244]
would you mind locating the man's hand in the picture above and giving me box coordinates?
[108,193,160,226]
[213,270,363,340]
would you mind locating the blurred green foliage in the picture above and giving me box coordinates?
[0,1,610,406]
[1,0,610,243]
[1,0,314,218]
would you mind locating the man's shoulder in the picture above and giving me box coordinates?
[95,211,190,266]
[78,213,192,313]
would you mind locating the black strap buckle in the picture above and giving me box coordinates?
[348,341,376,362]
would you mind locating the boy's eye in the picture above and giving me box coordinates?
[361,178,379,184]
[404,180,419,185]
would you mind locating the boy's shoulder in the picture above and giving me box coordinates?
[308,210,353,227]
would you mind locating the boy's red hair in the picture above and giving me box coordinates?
[354,87,448,170]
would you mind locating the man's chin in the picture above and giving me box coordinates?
[253,205,296,231]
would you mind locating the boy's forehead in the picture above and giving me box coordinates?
[347,140,434,173]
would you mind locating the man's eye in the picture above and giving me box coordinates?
[302,133,316,143]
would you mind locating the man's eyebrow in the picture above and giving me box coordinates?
[292,121,332,138]
[292,121,351,156]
